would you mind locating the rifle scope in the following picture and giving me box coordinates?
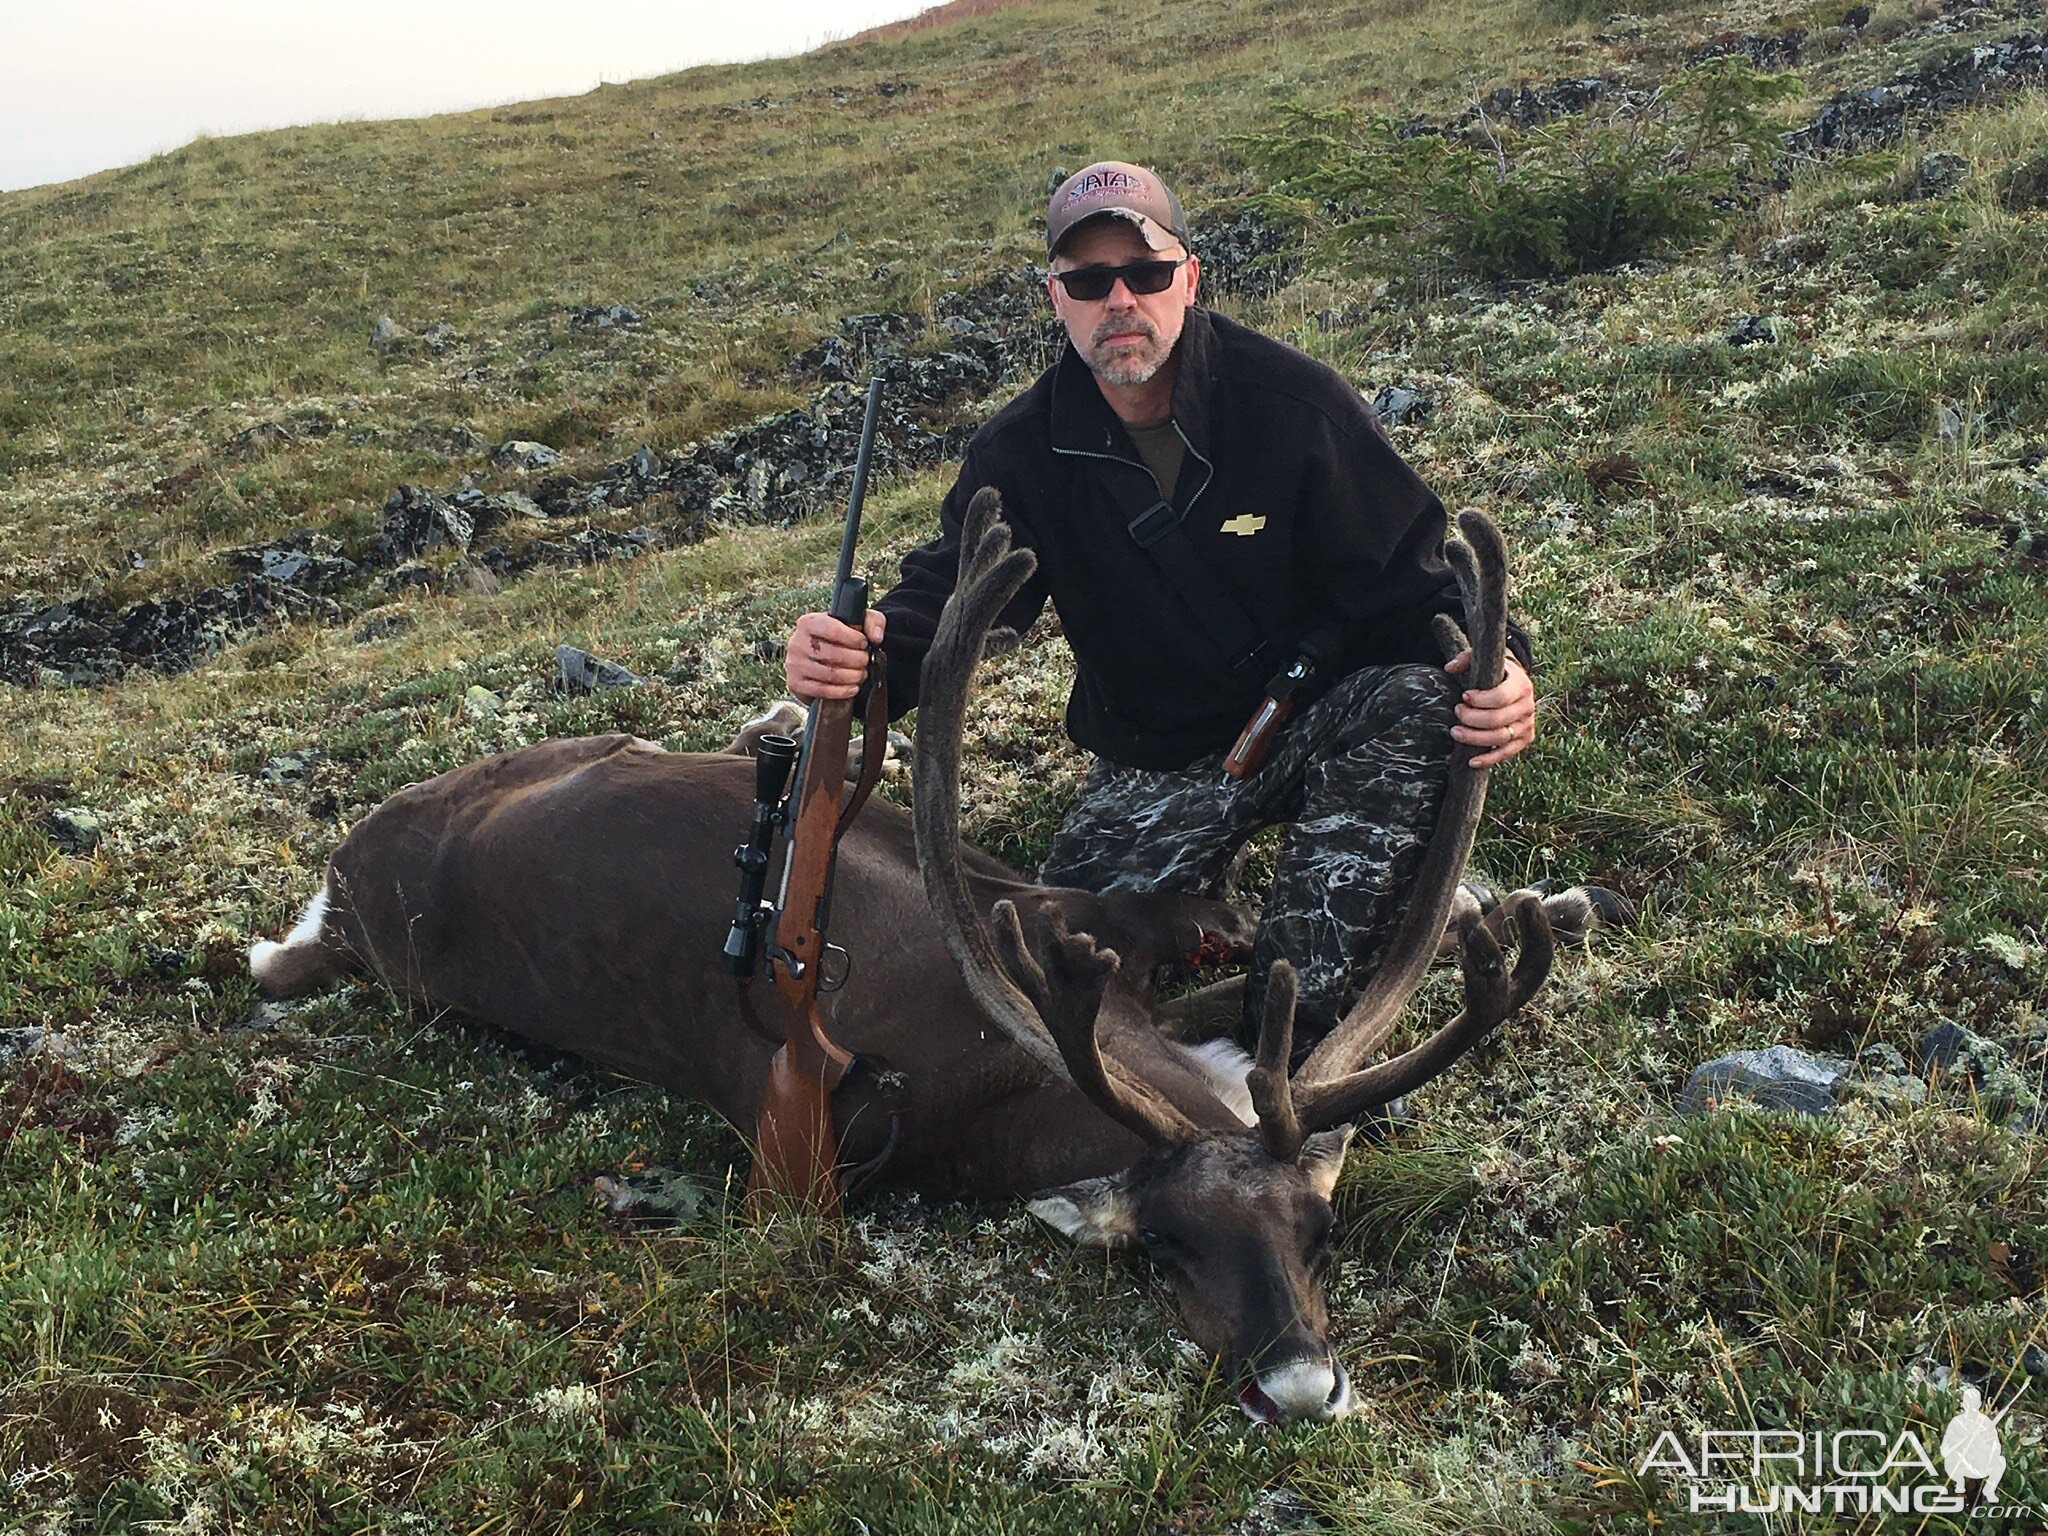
[720,732,800,977]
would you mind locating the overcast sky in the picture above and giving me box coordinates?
[0,1,940,192]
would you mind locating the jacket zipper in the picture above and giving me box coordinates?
[1050,427,1215,523]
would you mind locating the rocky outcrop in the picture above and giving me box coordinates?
[1785,31,2048,158]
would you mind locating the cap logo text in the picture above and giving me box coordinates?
[1068,170,1145,206]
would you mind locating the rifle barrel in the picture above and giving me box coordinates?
[834,376,887,590]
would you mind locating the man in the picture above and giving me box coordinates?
[785,160,1536,1051]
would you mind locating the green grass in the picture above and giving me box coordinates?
[6,0,2048,1530]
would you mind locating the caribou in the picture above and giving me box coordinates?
[250,491,1603,1423]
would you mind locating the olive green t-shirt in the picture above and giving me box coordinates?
[1125,414,1186,502]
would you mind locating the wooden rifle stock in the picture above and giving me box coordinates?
[747,375,886,1216]
[750,687,860,1215]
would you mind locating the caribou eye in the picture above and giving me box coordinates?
[1138,1227,1171,1257]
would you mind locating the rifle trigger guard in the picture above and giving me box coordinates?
[818,942,852,993]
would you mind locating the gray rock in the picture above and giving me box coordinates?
[408,419,484,459]
[532,473,592,516]
[569,303,642,331]
[1,561,355,687]
[1681,1044,1849,1116]
[1423,74,1647,133]
[366,485,472,564]
[1937,404,1989,441]
[1915,1019,1996,1078]
[1847,1072,1929,1111]
[44,807,103,854]
[259,750,320,784]
[1235,1487,1324,1534]
[1911,151,1971,199]
[1914,1021,2038,1116]
[234,1000,291,1033]
[555,645,643,694]
[1975,1065,2039,1117]
[1690,29,1804,69]
[463,685,502,719]
[370,314,407,350]
[1856,1041,1909,1076]
[1201,207,1303,298]
[594,1167,707,1225]
[486,490,545,521]
[226,534,357,593]
[351,609,416,644]
[0,1027,74,1063]
[1785,34,2048,160]
[6,263,1064,695]
[1726,314,1777,346]
[1371,384,1434,427]
[493,439,560,470]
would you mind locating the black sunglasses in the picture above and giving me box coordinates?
[1051,258,1185,302]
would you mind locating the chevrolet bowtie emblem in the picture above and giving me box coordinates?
[1220,514,1267,537]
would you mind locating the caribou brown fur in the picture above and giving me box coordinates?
[251,490,1595,1422]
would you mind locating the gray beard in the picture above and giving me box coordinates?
[1091,350,1167,386]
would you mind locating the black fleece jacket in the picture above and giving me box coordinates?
[874,306,1533,769]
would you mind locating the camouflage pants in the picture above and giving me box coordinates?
[1037,663,1460,1051]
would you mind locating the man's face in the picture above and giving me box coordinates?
[1047,218,1200,389]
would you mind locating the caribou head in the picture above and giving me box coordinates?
[913,488,1557,1421]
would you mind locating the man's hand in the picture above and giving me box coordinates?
[1445,650,1534,768]
[786,610,886,701]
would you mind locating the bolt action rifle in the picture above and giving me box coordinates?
[733,375,889,1216]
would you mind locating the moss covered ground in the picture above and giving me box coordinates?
[3,0,2046,1529]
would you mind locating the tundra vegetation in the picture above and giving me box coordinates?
[1,0,2046,1528]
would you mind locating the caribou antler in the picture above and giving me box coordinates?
[990,900,1188,1143]
[911,488,1202,1145]
[1284,509,1557,1132]
[1247,962,1304,1160]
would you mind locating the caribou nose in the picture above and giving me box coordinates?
[1242,1356,1351,1422]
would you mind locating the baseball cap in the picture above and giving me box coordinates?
[1046,161,1191,257]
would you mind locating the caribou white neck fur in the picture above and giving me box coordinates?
[1179,1039,1257,1127]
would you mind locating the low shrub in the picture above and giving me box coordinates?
[1236,59,1802,285]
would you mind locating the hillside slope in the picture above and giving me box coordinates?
[3,0,2046,1529]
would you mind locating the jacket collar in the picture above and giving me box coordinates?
[1047,304,1221,462]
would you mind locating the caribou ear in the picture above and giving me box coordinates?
[1026,1174,1139,1249]
[1297,1125,1355,1202]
